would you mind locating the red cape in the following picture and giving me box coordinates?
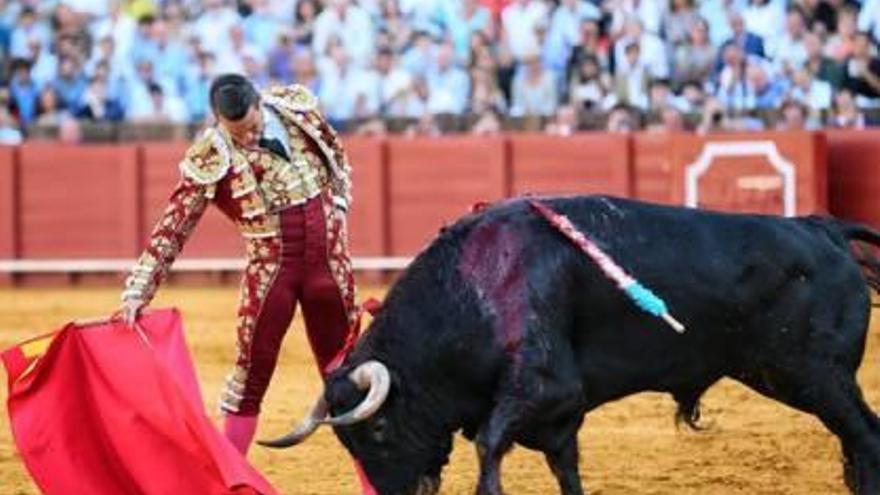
[2,308,278,495]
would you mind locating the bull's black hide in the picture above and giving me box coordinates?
[306,196,880,495]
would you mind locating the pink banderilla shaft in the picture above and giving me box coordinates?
[529,200,685,333]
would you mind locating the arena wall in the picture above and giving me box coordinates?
[0,130,876,286]
[827,130,880,230]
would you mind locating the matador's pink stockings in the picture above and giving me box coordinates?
[223,415,377,494]
[223,414,258,455]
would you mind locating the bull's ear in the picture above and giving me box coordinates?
[325,373,367,416]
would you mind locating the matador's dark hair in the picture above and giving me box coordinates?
[209,73,259,121]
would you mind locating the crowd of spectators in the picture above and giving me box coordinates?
[1,0,880,142]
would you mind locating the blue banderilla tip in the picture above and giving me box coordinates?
[624,281,669,317]
[623,282,686,333]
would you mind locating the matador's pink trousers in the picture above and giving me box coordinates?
[237,196,349,416]
[224,196,376,494]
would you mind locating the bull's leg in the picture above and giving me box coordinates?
[739,364,880,494]
[477,369,586,494]
[812,377,880,495]
[475,399,524,495]
[544,434,585,495]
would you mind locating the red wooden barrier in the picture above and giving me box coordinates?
[345,138,387,256]
[0,147,17,285]
[667,132,827,216]
[509,133,631,197]
[386,136,508,255]
[826,130,880,229]
[632,133,674,204]
[18,144,140,259]
[141,142,242,258]
[0,147,18,259]
[0,131,846,288]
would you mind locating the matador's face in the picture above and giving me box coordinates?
[219,104,264,148]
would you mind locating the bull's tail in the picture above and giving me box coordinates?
[837,221,880,293]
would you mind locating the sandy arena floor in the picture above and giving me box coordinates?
[1,285,878,494]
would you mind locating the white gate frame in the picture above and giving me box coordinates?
[684,141,797,217]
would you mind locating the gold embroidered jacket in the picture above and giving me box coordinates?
[122,84,354,307]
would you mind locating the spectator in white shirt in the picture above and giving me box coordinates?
[216,24,264,76]
[312,0,375,69]
[398,0,442,34]
[161,2,189,44]
[123,58,182,119]
[182,51,215,123]
[129,81,188,124]
[511,51,559,116]
[672,18,717,88]
[401,31,438,78]
[614,17,670,80]
[0,108,23,145]
[60,0,108,18]
[396,75,431,119]
[613,42,650,109]
[743,0,785,54]
[89,0,135,61]
[266,0,298,24]
[699,0,748,47]
[859,0,880,48]
[318,45,380,122]
[242,0,282,54]
[58,0,109,19]
[608,0,666,36]
[85,36,126,98]
[26,37,58,88]
[145,20,190,91]
[427,43,470,114]
[10,7,51,59]
[242,52,270,89]
[772,6,809,73]
[715,43,749,111]
[191,0,239,56]
[788,67,832,111]
[375,48,413,116]
[501,0,550,61]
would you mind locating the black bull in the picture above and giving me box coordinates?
[262,195,880,495]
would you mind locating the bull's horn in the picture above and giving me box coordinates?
[257,397,329,449]
[256,361,391,449]
[324,360,391,426]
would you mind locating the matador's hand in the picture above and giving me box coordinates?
[121,297,145,326]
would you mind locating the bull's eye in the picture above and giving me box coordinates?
[370,417,388,443]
